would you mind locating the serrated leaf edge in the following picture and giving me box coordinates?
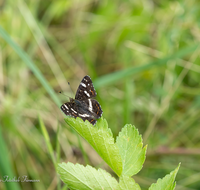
[64,117,123,176]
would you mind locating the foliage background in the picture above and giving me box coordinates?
[0,0,200,189]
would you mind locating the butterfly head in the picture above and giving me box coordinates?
[69,98,81,107]
[69,97,74,103]
[74,99,81,107]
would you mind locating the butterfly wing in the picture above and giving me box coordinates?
[60,100,102,125]
[61,75,102,126]
[75,75,97,100]
[90,99,103,119]
[61,102,79,118]
[80,99,103,119]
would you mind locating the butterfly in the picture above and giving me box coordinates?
[60,75,103,125]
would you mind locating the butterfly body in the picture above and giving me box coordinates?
[61,76,103,125]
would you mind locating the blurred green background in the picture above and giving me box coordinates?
[0,0,200,189]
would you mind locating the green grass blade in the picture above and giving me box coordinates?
[39,115,56,168]
[0,26,61,106]
[56,125,61,190]
[0,125,21,190]
[56,125,61,163]
[123,78,134,125]
[93,44,199,89]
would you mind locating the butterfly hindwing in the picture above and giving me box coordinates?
[80,99,103,119]
[75,75,97,100]
[61,102,79,118]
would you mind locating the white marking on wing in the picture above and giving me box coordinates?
[64,104,68,109]
[80,82,86,88]
[88,99,93,112]
[71,108,77,113]
[84,90,90,97]
[78,113,90,117]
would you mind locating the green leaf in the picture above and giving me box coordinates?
[149,163,181,190]
[118,176,141,190]
[58,162,118,190]
[64,117,123,176]
[116,124,147,176]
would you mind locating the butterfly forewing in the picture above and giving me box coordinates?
[75,75,97,100]
[60,75,103,125]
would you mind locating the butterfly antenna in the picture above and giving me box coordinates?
[59,91,71,99]
[68,81,74,97]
